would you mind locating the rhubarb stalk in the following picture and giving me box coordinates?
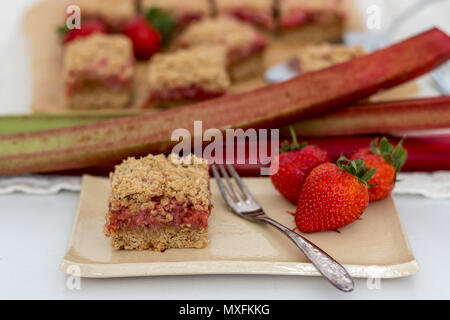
[281,96,450,137]
[4,96,450,136]
[0,28,449,175]
[0,111,143,134]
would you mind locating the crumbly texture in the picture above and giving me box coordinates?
[148,46,230,93]
[74,0,136,28]
[107,227,209,251]
[63,34,134,86]
[229,52,264,81]
[68,85,132,109]
[141,0,210,16]
[109,154,210,213]
[177,17,263,53]
[297,43,365,72]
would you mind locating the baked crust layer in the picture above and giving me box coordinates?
[107,227,209,251]
[68,85,132,109]
[278,16,344,44]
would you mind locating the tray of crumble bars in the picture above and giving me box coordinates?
[24,0,417,113]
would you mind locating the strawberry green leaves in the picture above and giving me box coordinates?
[369,137,408,172]
[337,156,377,186]
[145,7,175,46]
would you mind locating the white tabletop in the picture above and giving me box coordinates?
[1,193,450,299]
[1,0,450,299]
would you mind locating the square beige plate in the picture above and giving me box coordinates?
[61,176,419,279]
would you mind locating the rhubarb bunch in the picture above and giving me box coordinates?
[0,28,449,175]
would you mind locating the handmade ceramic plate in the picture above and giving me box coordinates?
[60,175,419,278]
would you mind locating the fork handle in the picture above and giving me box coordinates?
[258,217,354,292]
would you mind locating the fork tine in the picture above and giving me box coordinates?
[211,165,237,210]
[218,165,245,203]
[225,164,260,205]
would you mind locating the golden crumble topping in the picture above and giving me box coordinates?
[217,0,273,12]
[75,0,135,23]
[148,46,230,93]
[297,43,364,72]
[177,17,261,51]
[280,0,342,16]
[63,34,134,84]
[109,154,210,212]
[141,0,210,15]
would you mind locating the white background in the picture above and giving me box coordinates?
[1,0,450,299]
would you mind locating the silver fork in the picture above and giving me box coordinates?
[212,164,355,292]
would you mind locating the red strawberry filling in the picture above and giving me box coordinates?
[65,58,133,96]
[178,35,266,66]
[149,85,225,103]
[281,9,312,29]
[175,11,205,28]
[281,9,342,30]
[107,197,210,233]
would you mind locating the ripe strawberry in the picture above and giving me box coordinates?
[123,16,161,60]
[270,128,330,204]
[350,137,407,202]
[63,20,107,44]
[295,158,376,233]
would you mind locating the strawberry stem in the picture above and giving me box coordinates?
[280,126,307,153]
[337,156,377,186]
[289,126,298,145]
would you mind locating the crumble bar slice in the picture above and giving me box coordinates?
[278,0,345,44]
[216,0,275,31]
[104,154,212,251]
[177,17,267,81]
[63,34,134,110]
[74,0,136,31]
[141,0,210,29]
[295,43,365,73]
[146,46,230,108]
